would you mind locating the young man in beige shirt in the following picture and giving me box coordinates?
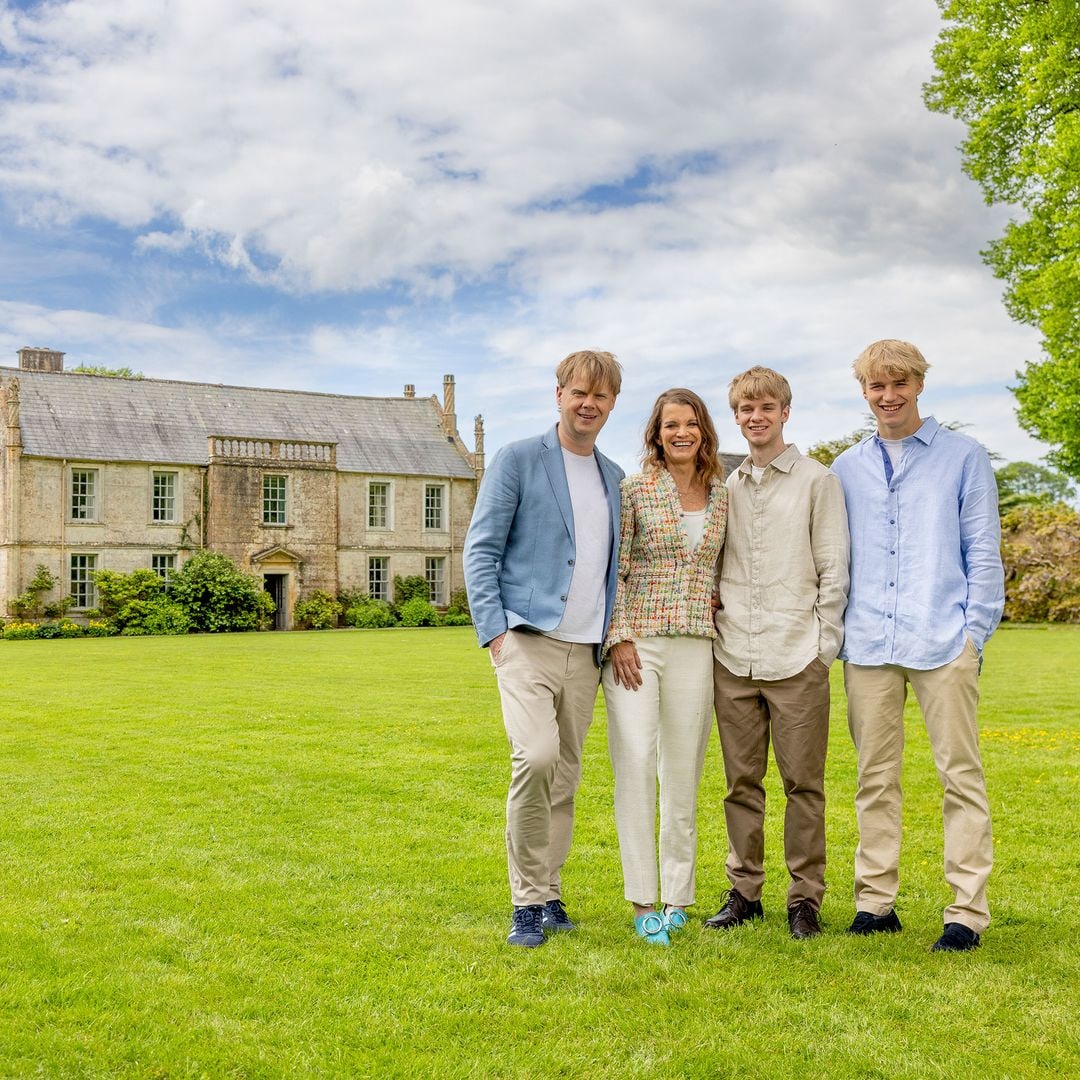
[705,367,849,938]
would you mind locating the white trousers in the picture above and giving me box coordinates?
[602,636,714,907]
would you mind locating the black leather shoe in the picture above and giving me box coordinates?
[846,909,902,935]
[931,922,980,952]
[703,888,763,929]
[788,899,821,939]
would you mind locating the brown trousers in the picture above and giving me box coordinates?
[713,658,831,909]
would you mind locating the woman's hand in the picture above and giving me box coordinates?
[609,640,644,690]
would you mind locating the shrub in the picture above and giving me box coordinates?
[397,596,439,627]
[85,620,111,637]
[93,569,167,633]
[57,620,85,638]
[35,622,62,639]
[168,552,275,633]
[118,598,192,636]
[345,599,397,629]
[1001,503,1080,622]
[7,564,62,619]
[440,611,472,626]
[393,575,429,606]
[2,621,39,640]
[337,587,369,612]
[294,590,343,630]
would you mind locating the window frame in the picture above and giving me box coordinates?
[151,470,179,524]
[69,553,98,609]
[151,553,177,584]
[262,473,288,526]
[368,556,390,601]
[368,480,393,531]
[69,466,99,522]
[425,556,446,606]
[423,482,446,532]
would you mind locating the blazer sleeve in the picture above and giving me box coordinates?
[462,444,520,648]
[602,477,637,657]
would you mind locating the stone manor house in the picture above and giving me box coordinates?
[0,348,484,629]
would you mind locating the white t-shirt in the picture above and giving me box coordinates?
[880,438,905,470]
[547,448,611,643]
[681,508,707,551]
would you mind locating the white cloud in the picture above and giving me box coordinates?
[0,0,1055,470]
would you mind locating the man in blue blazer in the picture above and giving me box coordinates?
[464,350,624,947]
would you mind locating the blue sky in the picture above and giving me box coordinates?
[0,0,1047,473]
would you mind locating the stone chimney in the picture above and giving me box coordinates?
[441,374,457,438]
[18,347,64,373]
[403,384,415,398]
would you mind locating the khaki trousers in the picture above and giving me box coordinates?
[844,639,992,933]
[602,636,714,907]
[494,629,600,907]
[713,658,831,909]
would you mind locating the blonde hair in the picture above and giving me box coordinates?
[641,388,723,485]
[555,350,622,396]
[853,339,930,385]
[727,366,792,410]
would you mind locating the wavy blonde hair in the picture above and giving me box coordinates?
[641,388,723,485]
[853,339,930,386]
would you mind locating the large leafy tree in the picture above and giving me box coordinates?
[924,0,1080,479]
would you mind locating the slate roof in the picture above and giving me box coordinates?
[2,367,476,479]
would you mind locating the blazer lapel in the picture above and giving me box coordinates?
[541,426,575,542]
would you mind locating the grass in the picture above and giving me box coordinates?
[0,624,1077,1078]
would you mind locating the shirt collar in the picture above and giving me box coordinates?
[871,416,938,450]
[737,442,800,476]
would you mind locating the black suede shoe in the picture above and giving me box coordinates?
[541,898,575,933]
[846,909,902,935]
[788,899,821,939]
[931,922,981,952]
[703,888,763,930]
[507,905,545,947]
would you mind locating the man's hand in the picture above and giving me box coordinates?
[489,632,508,661]
[608,640,643,690]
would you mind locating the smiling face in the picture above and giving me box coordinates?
[733,395,789,461]
[657,402,701,468]
[555,378,616,453]
[863,369,924,439]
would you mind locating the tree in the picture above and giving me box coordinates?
[806,423,875,468]
[995,461,1076,512]
[924,0,1080,478]
[70,365,144,378]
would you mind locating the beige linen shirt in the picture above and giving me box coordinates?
[714,444,850,680]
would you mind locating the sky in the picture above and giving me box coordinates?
[0,0,1050,473]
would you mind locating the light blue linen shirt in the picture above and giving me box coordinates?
[832,417,1004,670]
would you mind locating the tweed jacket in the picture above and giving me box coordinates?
[603,467,728,658]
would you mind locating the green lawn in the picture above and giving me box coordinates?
[1,625,1076,1078]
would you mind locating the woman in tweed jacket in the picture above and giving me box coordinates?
[602,388,728,944]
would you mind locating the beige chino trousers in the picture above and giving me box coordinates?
[844,638,992,933]
[493,629,600,908]
[603,636,714,907]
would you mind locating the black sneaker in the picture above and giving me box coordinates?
[703,888,764,930]
[846,909,902,935]
[541,898,575,933]
[507,905,545,947]
[931,922,981,952]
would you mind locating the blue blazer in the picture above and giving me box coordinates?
[463,425,624,655]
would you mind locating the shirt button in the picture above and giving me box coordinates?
[889,582,894,587]
[560,595,567,601]
[889,519,896,524]
[568,559,574,565]
[887,613,893,619]
[890,550,895,555]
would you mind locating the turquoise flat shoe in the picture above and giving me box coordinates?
[664,907,688,933]
[634,911,670,946]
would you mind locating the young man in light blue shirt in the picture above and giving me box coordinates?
[832,339,1004,953]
